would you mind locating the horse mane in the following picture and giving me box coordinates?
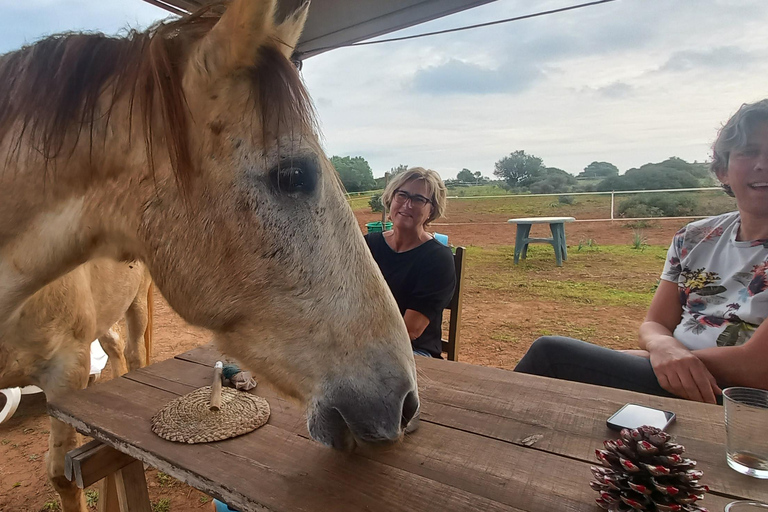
[0,3,317,192]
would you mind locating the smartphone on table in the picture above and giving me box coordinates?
[606,403,675,431]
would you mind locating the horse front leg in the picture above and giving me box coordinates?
[125,275,152,370]
[98,325,129,377]
[39,350,90,512]
[47,416,87,512]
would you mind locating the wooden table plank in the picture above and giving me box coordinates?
[49,373,521,512]
[415,359,768,503]
[174,344,767,504]
[48,344,763,511]
[118,354,739,511]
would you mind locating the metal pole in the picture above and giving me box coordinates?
[381,172,390,229]
[610,191,615,220]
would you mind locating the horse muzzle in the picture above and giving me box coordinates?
[307,382,419,451]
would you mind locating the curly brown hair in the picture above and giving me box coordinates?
[712,99,768,197]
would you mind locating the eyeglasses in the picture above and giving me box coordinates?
[392,189,432,208]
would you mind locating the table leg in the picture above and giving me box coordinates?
[98,475,121,512]
[513,225,523,264]
[561,225,569,261]
[550,223,564,267]
[115,460,152,512]
[520,224,531,260]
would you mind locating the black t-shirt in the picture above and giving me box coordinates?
[364,232,457,357]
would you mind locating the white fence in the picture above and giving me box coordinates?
[447,186,727,222]
[348,186,733,223]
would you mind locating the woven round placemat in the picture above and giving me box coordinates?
[151,386,270,444]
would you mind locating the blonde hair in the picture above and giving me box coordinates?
[381,167,447,225]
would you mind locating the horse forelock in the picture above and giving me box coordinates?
[0,2,318,194]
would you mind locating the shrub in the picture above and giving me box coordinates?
[558,195,575,205]
[577,239,599,252]
[618,194,696,218]
[631,230,648,251]
[369,194,383,213]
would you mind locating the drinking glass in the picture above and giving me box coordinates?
[723,387,768,479]
[724,502,768,511]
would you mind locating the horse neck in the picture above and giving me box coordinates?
[0,120,155,327]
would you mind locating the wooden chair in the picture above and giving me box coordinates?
[442,246,466,362]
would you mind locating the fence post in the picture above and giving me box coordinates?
[381,172,390,227]
[610,191,615,220]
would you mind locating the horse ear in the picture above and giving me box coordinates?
[274,0,310,59]
[199,0,278,74]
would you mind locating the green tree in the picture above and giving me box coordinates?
[578,161,619,178]
[330,155,376,192]
[456,168,475,183]
[529,167,578,194]
[596,157,702,192]
[493,151,544,188]
[391,164,409,176]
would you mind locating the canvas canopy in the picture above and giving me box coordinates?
[143,0,497,59]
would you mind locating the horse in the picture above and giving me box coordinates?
[0,0,418,510]
[0,259,152,509]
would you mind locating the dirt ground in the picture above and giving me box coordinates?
[0,208,687,512]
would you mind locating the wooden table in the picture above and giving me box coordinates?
[48,344,767,512]
[508,216,575,266]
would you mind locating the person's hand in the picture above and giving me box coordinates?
[647,337,721,404]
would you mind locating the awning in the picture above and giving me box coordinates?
[143,0,498,59]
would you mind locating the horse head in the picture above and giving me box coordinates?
[140,0,419,449]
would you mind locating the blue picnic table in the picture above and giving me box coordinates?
[507,216,575,266]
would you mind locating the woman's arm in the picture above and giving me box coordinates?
[403,309,430,341]
[639,279,721,403]
[693,323,768,390]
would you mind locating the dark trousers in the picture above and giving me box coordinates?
[514,336,676,398]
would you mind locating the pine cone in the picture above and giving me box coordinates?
[590,425,709,512]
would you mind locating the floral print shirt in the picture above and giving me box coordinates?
[661,211,768,350]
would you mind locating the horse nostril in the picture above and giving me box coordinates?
[401,390,419,428]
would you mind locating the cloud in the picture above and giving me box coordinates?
[410,58,544,95]
[661,46,756,72]
[595,82,634,99]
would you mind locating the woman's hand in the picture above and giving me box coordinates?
[646,336,721,404]
[639,279,721,403]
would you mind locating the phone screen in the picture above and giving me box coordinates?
[607,404,675,431]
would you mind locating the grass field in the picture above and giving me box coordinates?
[453,241,668,369]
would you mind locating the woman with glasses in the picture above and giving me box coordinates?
[364,167,456,358]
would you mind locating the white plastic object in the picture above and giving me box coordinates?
[90,340,108,375]
[0,387,22,424]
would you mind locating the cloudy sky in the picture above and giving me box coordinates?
[2,0,767,180]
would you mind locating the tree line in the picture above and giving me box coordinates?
[330,152,714,194]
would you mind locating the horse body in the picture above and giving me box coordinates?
[0,259,151,389]
[0,259,151,511]
[1,1,417,510]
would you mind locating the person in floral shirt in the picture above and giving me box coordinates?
[515,99,768,404]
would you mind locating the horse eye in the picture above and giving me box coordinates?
[269,158,318,194]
